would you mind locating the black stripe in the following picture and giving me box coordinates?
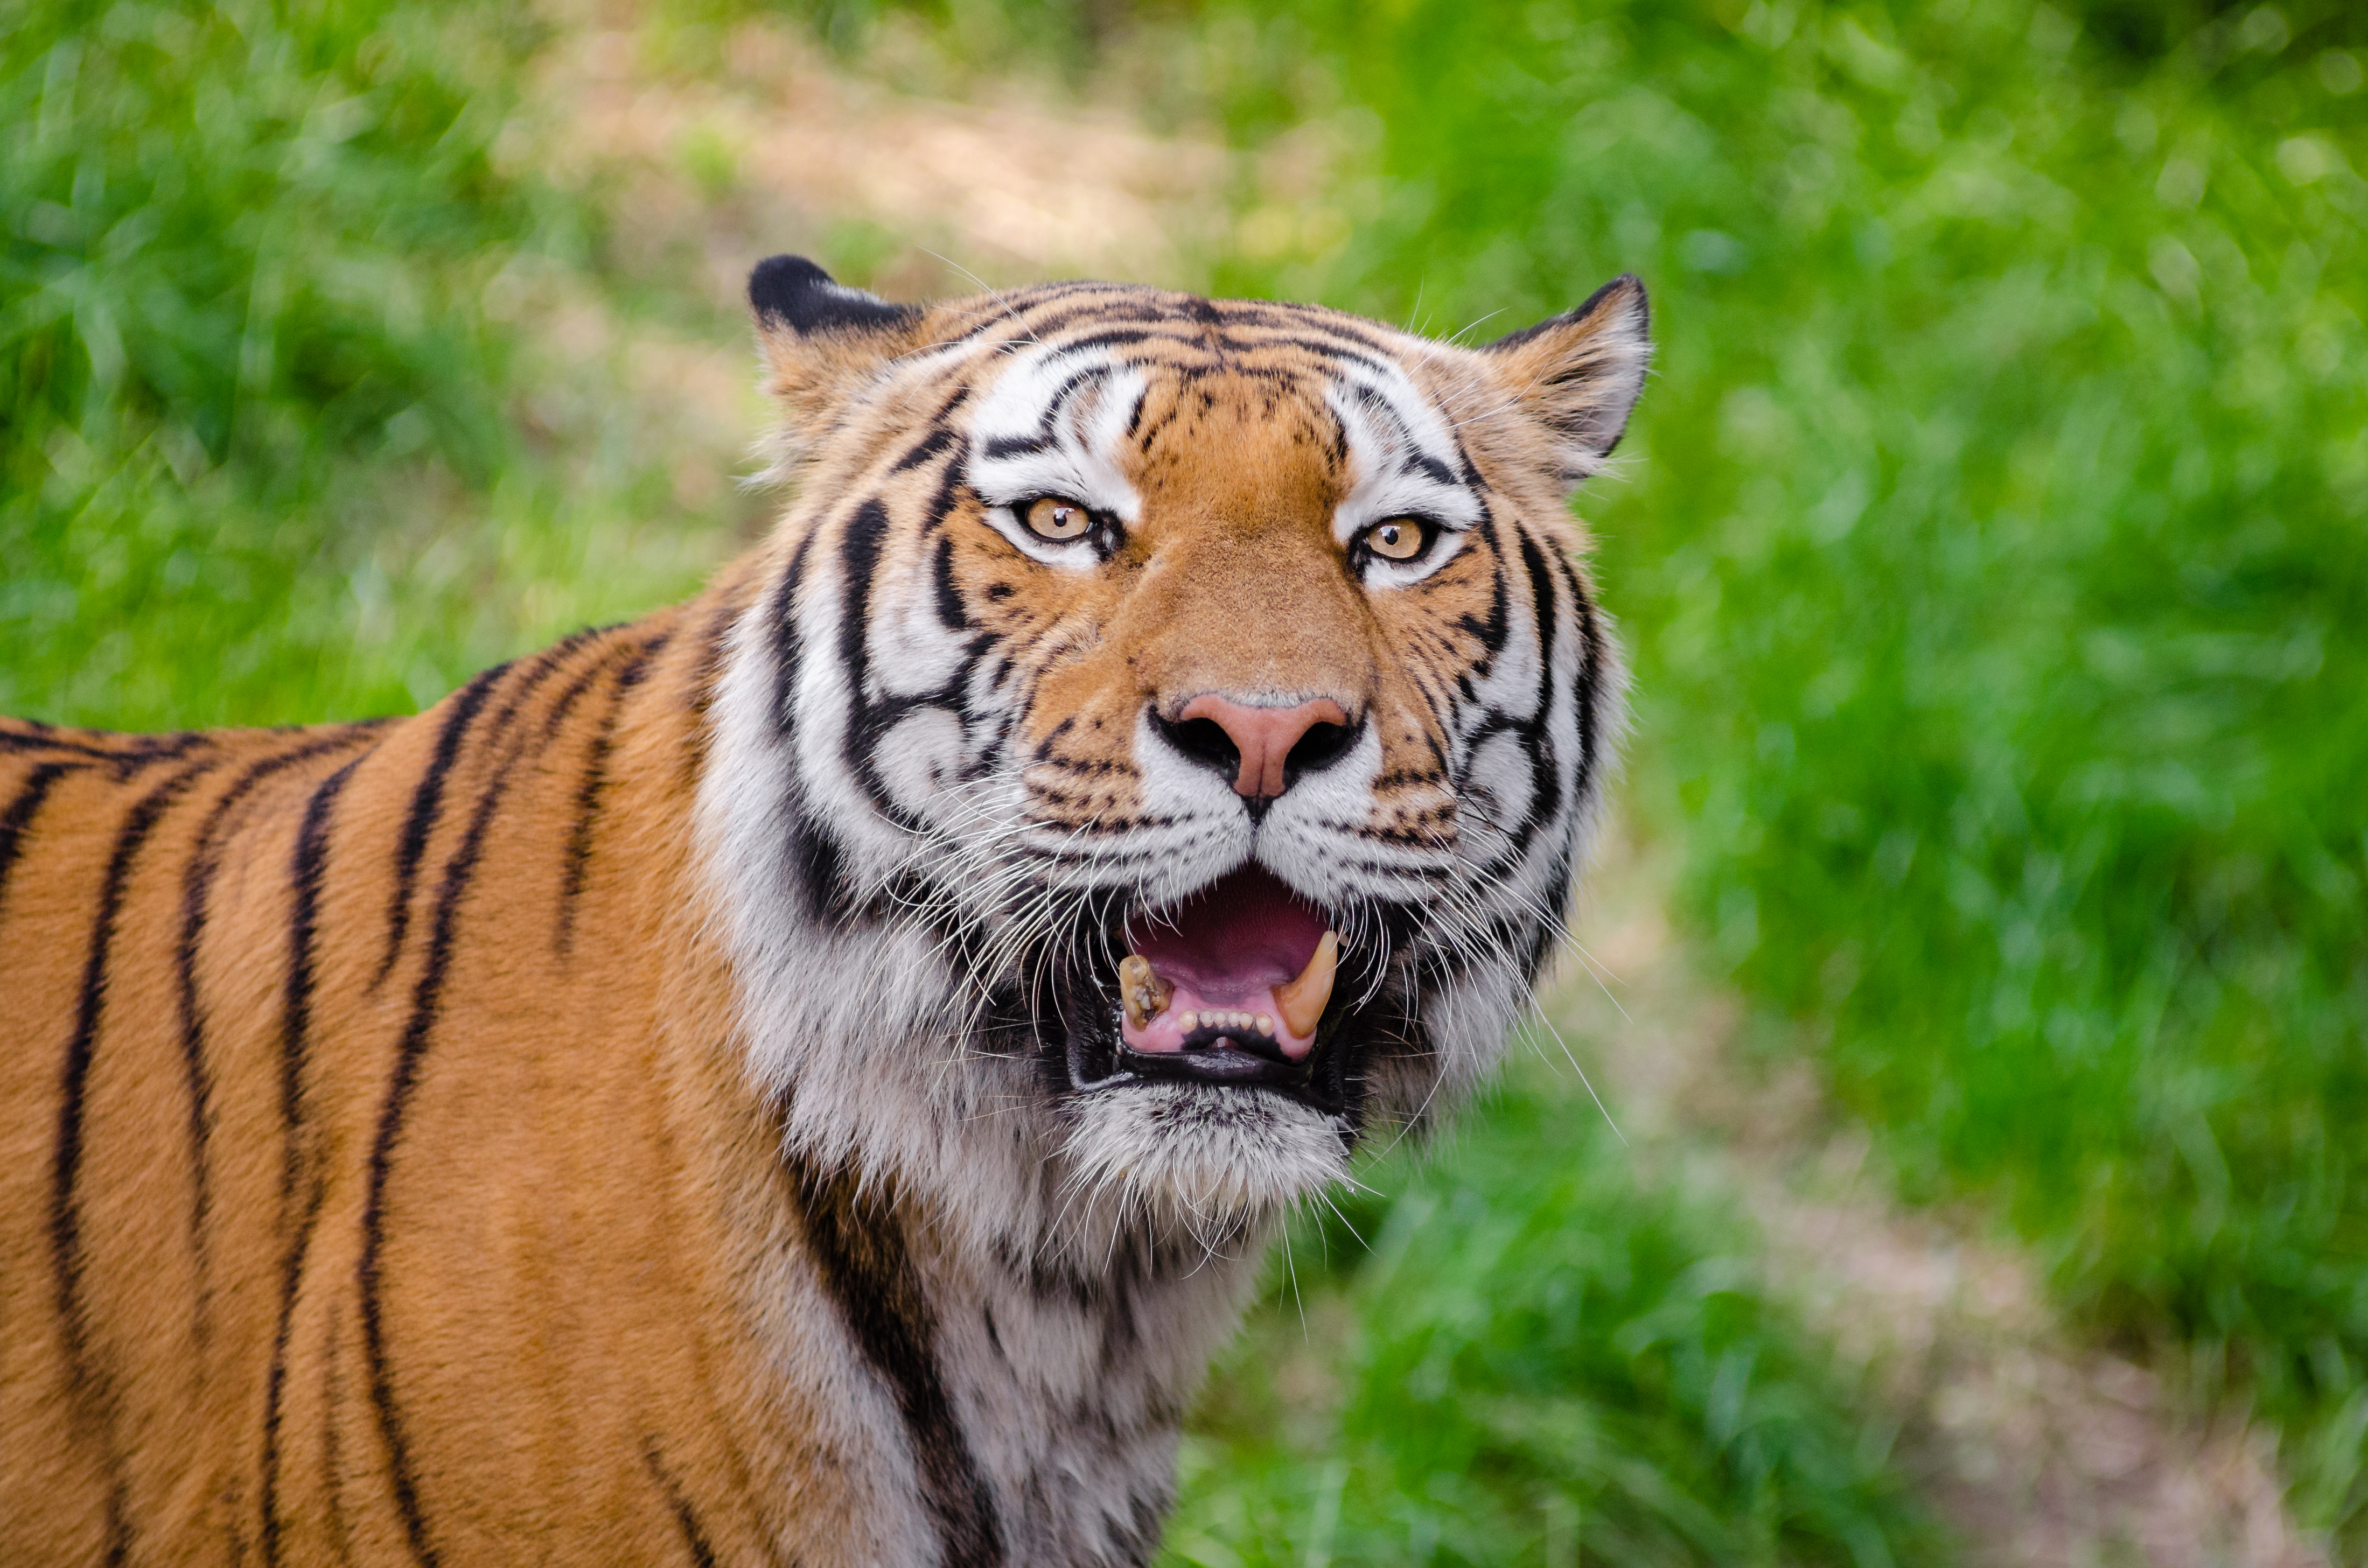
[643,1441,721,1568]
[283,751,354,1242]
[0,759,75,920]
[786,804,850,925]
[261,755,361,1567]
[937,285,1152,347]
[555,641,659,954]
[836,501,894,810]
[787,1158,1004,1568]
[104,730,212,779]
[322,1330,355,1566]
[539,624,636,741]
[1515,526,1566,832]
[51,756,215,1567]
[920,437,972,537]
[890,426,958,473]
[1547,547,1606,811]
[1220,298,1400,352]
[358,643,580,1568]
[760,540,859,922]
[930,534,971,634]
[375,663,511,986]
[1403,452,1455,485]
[176,729,382,1352]
[980,432,1051,460]
[0,725,208,765]
[1453,517,1512,666]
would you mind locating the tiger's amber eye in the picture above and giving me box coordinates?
[1021,496,1094,542]
[1365,518,1427,562]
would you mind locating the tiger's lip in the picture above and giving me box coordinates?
[1107,1035,1321,1093]
[1074,1011,1344,1102]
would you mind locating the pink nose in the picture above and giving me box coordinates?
[1177,695,1352,799]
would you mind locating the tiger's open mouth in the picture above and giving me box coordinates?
[1055,866,1370,1116]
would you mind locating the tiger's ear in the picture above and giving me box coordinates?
[1478,274,1651,489]
[748,255,928,467]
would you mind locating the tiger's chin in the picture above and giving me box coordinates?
[1057,1082,1351,1235]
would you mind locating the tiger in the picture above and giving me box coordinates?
[0,254,1648,1566]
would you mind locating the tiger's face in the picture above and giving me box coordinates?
[702,259,1647,1248]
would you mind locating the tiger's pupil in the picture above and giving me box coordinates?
[1024,497,1092,541]
[1369,520,1424,561]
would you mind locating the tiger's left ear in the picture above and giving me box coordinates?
[748,254,930,471]
[1479,274,1651,489]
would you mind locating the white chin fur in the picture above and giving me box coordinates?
[1060,1083,1350,1237]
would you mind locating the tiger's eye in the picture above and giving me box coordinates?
[1021,496,1094,542]
[1365,518,1427,562]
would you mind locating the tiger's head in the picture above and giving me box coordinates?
[700,257,1646,1257]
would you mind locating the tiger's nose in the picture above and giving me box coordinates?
[1168,695,1358,801]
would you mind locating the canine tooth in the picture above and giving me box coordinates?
[1275,930,1339,1039]
[1256,1012,1274,1037]
[1119,954,1172,1028]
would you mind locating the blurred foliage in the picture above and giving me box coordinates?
[1168,1071,1941,1566]
[1,0,719,727]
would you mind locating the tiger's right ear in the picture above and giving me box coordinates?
[748,255,928,467]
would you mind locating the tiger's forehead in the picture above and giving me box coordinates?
[955,289,1485,535]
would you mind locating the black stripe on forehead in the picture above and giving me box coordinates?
[1024,321,1409,390]
[958,281,1417,370]
[933,281,1154,347]
[1015,282,1403,345]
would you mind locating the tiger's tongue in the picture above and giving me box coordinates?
[1119,867,1330,1061]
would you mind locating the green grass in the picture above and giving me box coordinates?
[2,0,725,727]
[1166,1060,1942,1567]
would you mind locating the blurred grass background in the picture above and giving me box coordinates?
[6,0,2364,1560]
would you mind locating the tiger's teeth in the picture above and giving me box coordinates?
[1275,930,1339,1039]
[1120,954,1172,1029]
